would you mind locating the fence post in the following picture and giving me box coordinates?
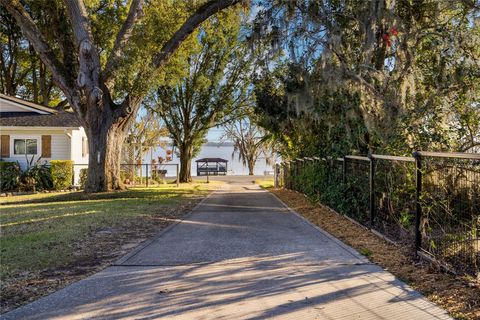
[274,163,277,188]
[293,161,296,190]
[413,151,422,254]
[176,164,179,187]
[72,163,75,187]
[285,162,289,189]
[146,164,149,187]
[139,164,142,186]
[342,157,347,185]
[274,164,279,188]
[368,154,375,228]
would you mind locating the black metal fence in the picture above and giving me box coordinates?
[72,163,179,188]
[275,151,480,276]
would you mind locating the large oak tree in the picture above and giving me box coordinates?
[0,0,241,192]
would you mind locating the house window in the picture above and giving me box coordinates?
[14,139,38,155]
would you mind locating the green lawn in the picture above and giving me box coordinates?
[0,183,214,283]
[255,178,274,189]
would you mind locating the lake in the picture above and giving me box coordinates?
[143,142,277,177]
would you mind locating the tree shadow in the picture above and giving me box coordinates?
[1,187,204,206]
[2,253,445,320]
[1,188,448,320]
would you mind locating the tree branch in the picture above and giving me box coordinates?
[64,0,96,53]
[103,0,144,88]
[119,0,240,119]
[152,0,240,70]
[64,0,105,111]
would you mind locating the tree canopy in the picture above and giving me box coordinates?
[152,9,252,182]
[2,0,479,185]
[252,0,480,158]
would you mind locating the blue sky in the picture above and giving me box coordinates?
[207,127,226,142]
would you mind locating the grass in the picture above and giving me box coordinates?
[255,178,274,189]
[0,182,216,312]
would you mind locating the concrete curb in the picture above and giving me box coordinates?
[114,190,217,266]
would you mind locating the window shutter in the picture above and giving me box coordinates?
[42,135,51,158]
[0,135,10,158]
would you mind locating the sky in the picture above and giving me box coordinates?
[207,127,227,142]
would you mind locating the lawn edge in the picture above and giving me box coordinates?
[114,189,217,266]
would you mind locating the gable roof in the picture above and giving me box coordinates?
[0,93,58,114]
[0,94,81,128]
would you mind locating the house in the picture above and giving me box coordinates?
[0,94,88,184]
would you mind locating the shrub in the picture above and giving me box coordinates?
[50,160,74,190]
[0,162,20,191]
[79,168,88,189]
[20,157,53,191]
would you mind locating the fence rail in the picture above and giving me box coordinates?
[72,163,179,188]
[275,151,480,277]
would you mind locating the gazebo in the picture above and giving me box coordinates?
[196,158,228,176]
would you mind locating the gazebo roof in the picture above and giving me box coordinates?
[195,158,228,163]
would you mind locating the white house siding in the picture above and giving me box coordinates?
[0,129,70,169]
[70,127,88,185]
[51,133,71,160]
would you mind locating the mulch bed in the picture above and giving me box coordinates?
[0,198,202,314]
[271,188,480,320]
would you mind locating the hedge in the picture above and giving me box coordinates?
[79,168,88,189]
[0,162,20,191]
[50,160,74,190]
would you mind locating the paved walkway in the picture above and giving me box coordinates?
[2,183,451,319]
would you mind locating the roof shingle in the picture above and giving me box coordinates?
[0,94,81,128]
[0,110,81,127]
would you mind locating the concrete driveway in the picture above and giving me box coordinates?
[1,183,450,319]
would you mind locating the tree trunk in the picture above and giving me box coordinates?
[84,123,127,192]
[83,123,127,192]
[248,159,255,175]
[179,143,193,183]
[83,99,132,192]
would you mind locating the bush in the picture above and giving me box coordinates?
[50,160,74,190]
[79,168,88,189]
[0,162,20,191]
[20,158,52,191]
